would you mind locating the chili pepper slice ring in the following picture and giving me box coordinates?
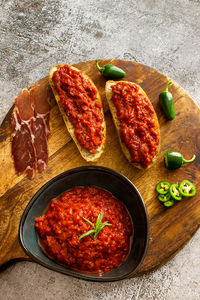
[156,181,171,194]
[179,180,196,197]
[163,199,175,207]
[158,193,171,202]
[169,184,182,201]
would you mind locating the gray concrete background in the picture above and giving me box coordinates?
[0,0,200,299]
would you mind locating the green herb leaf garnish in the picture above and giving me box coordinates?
[79,212,112,241]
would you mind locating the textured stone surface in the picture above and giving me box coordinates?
[0,0,200,299]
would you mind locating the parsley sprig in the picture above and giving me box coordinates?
[79,212,112,241]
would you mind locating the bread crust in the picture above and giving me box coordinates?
[105,80,160,169]
[49,65,106,162]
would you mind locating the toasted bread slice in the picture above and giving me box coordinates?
[49,65,106,162]
[105,80,160,169]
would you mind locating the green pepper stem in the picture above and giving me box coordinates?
[183,154,196,164]
[96,60,103,73]
[164,81,172,93]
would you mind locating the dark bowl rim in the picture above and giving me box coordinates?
[19,165,149,282]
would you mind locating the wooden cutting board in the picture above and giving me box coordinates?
[0,59,200,275]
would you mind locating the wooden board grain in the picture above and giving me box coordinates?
[0,59,200,275]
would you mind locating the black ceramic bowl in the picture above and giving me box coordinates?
[19,166,149,282]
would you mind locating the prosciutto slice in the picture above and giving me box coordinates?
[30,82,51,172]
[11,89,37,179]
[30,81,51,135]
[11,82,51,179]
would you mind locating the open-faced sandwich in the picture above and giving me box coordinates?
[49,64,106,161]
[105,80,160,169]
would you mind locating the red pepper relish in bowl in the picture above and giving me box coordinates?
[35,186,133,274]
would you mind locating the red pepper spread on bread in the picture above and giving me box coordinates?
[52,65,104,154]
[111,82,159,168]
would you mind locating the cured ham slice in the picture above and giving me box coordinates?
[30,116,49,173]
[30,82,51,172]
[11,82,51,179]
[30,81,51,135]
[14,88,34,120]
[11,89,37,179]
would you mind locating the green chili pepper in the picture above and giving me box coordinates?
[169,184,182,201]
[156,181,171,194]
[163,198,175,207]
[158,193,171,202]
[179,180,196,197]
[159,81,175,120]
[96,60,126,79]
[164,151,196,170]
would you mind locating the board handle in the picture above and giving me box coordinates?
[0,238,30,270]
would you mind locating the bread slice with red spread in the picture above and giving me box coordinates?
[105,80,160,169]
[49,64,106,162]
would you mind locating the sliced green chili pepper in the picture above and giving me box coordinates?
[96,60,126,79]
[169,184,182,201]
[156,181,171,194]
[164,151,196,170]
[179,180,196,197]
[159,81,175,120]
[163,198,175,207]
[158,193,171,202]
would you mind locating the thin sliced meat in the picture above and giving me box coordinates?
[30,82,51,135]
[11,89,37,179]
[30,82,51,172]
[14,88,34,121]
[11,83,51,178]
[30,115,48,173]
[11,110,37,179]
